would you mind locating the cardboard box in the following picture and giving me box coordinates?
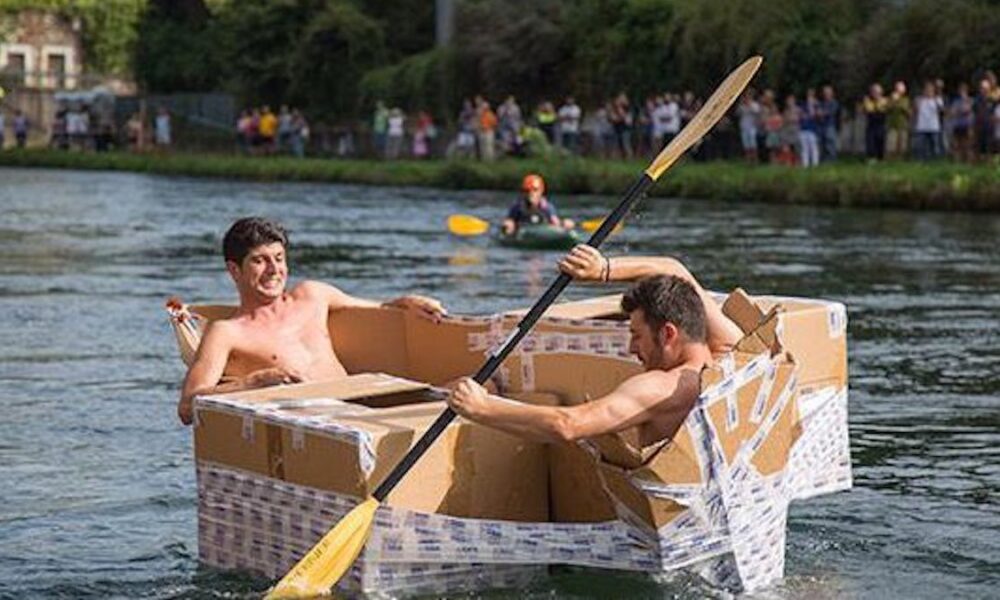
[194,373,548,521]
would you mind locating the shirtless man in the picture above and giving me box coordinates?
[447,274,715,447]
[177,217,445,425]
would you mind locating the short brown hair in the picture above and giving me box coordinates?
[222,217,288,264]
[621,275,707,342]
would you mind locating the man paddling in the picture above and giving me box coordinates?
[502,173,574,235]
[177,217,445,425]
[448,244,744,445]
[448,274,721,447]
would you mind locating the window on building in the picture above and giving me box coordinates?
[6,52,26,82]
[48,53,66,88]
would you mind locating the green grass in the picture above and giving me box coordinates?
[1,149,998,211]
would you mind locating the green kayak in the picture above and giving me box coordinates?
[497,225,581,250]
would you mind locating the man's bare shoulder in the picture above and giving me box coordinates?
[288,279,339,297]
[622,365,703,400]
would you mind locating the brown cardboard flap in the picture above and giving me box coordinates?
[735,307,784,356]
[721,288,765,334]
[211,372,430,407]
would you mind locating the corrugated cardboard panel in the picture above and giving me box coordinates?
[194,410,271,474]
[404,313,493,386]
[548,442,618,522]
[329,307,411,378]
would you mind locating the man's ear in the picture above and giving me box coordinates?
[225,260,240,281]
[661,322,680,345]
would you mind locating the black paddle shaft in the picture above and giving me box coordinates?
[373,173,655,501]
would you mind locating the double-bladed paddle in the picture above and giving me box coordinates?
[266,55,762,599]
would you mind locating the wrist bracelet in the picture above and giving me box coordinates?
[603,256,611,282]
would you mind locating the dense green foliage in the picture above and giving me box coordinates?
[5,0,1000,119]
[1,150,998,211]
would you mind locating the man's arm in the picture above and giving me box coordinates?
[447,371,693,444]
[558,245,743,351]
[178,322,233,425]
[300,280,446,321]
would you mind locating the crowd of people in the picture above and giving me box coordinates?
[4,67,999,166]
[363,69,999,166]
[234,105,310,157]
[24,103,173,153]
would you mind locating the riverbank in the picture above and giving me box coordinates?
[1,149,998,210]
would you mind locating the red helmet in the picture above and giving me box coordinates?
[521,173,545,193]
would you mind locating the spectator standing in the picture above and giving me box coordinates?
[235,110,251,154]
[154,107,172,149]
[736,92,760,163]
[780,94,801,166]
[50,107,68,149]
[950,83,974,163]
[913,81,944,160]
[455,98,477,159]
[662,93,681,147]
[799,89,820,167]
[498,96,523,156]
[973,78,995,160]
[536,101,557,144]
[412,111,435,159]
[761,91,783,164]
[290,110,309,158]
[818,85,840,161]
[259,106,278,154]
[386,107,405,159]
[126,113,144,152]
[557,96,581,154]
[609,92,632,159]
[637,97,654,156]
[372,101,388,158]
[863,83,888,162]
[650,94,669,153]
[885,81,911,159]
[277,105,293,154]
[477,100,498,161]
[13,109,28,148]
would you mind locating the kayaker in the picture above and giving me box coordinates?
[557,244,743,355]
[176,217,446,425]
[448,274,714,447]
[502,173,575,235]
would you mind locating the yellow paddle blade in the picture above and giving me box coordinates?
[265,497,380,600]
[580,218,623,234]
[447,214,490,237]
[646,56,762,181]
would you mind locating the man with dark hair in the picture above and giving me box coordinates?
[447,274,716,447]
[178,217,446,425]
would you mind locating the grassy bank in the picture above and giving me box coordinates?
[1,149,998,211]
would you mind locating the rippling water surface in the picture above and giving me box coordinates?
[1,167,998,599]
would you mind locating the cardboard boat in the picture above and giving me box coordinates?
[166,289,851,595]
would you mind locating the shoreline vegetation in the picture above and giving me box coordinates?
[1,150,998,211]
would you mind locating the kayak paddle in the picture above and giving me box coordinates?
[447,214,491,236]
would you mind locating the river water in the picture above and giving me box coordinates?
[0,166,998,599]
